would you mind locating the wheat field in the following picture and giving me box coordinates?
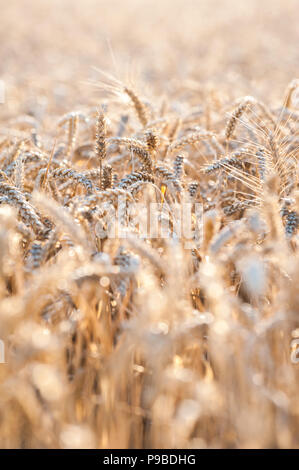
[0,0,299,449]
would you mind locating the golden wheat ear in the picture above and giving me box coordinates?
[123,86,149,128]
[94,110,107,189]
[58,112,87,159]
[284,79,299,109]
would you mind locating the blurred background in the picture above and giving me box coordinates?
[0,0,298,118]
